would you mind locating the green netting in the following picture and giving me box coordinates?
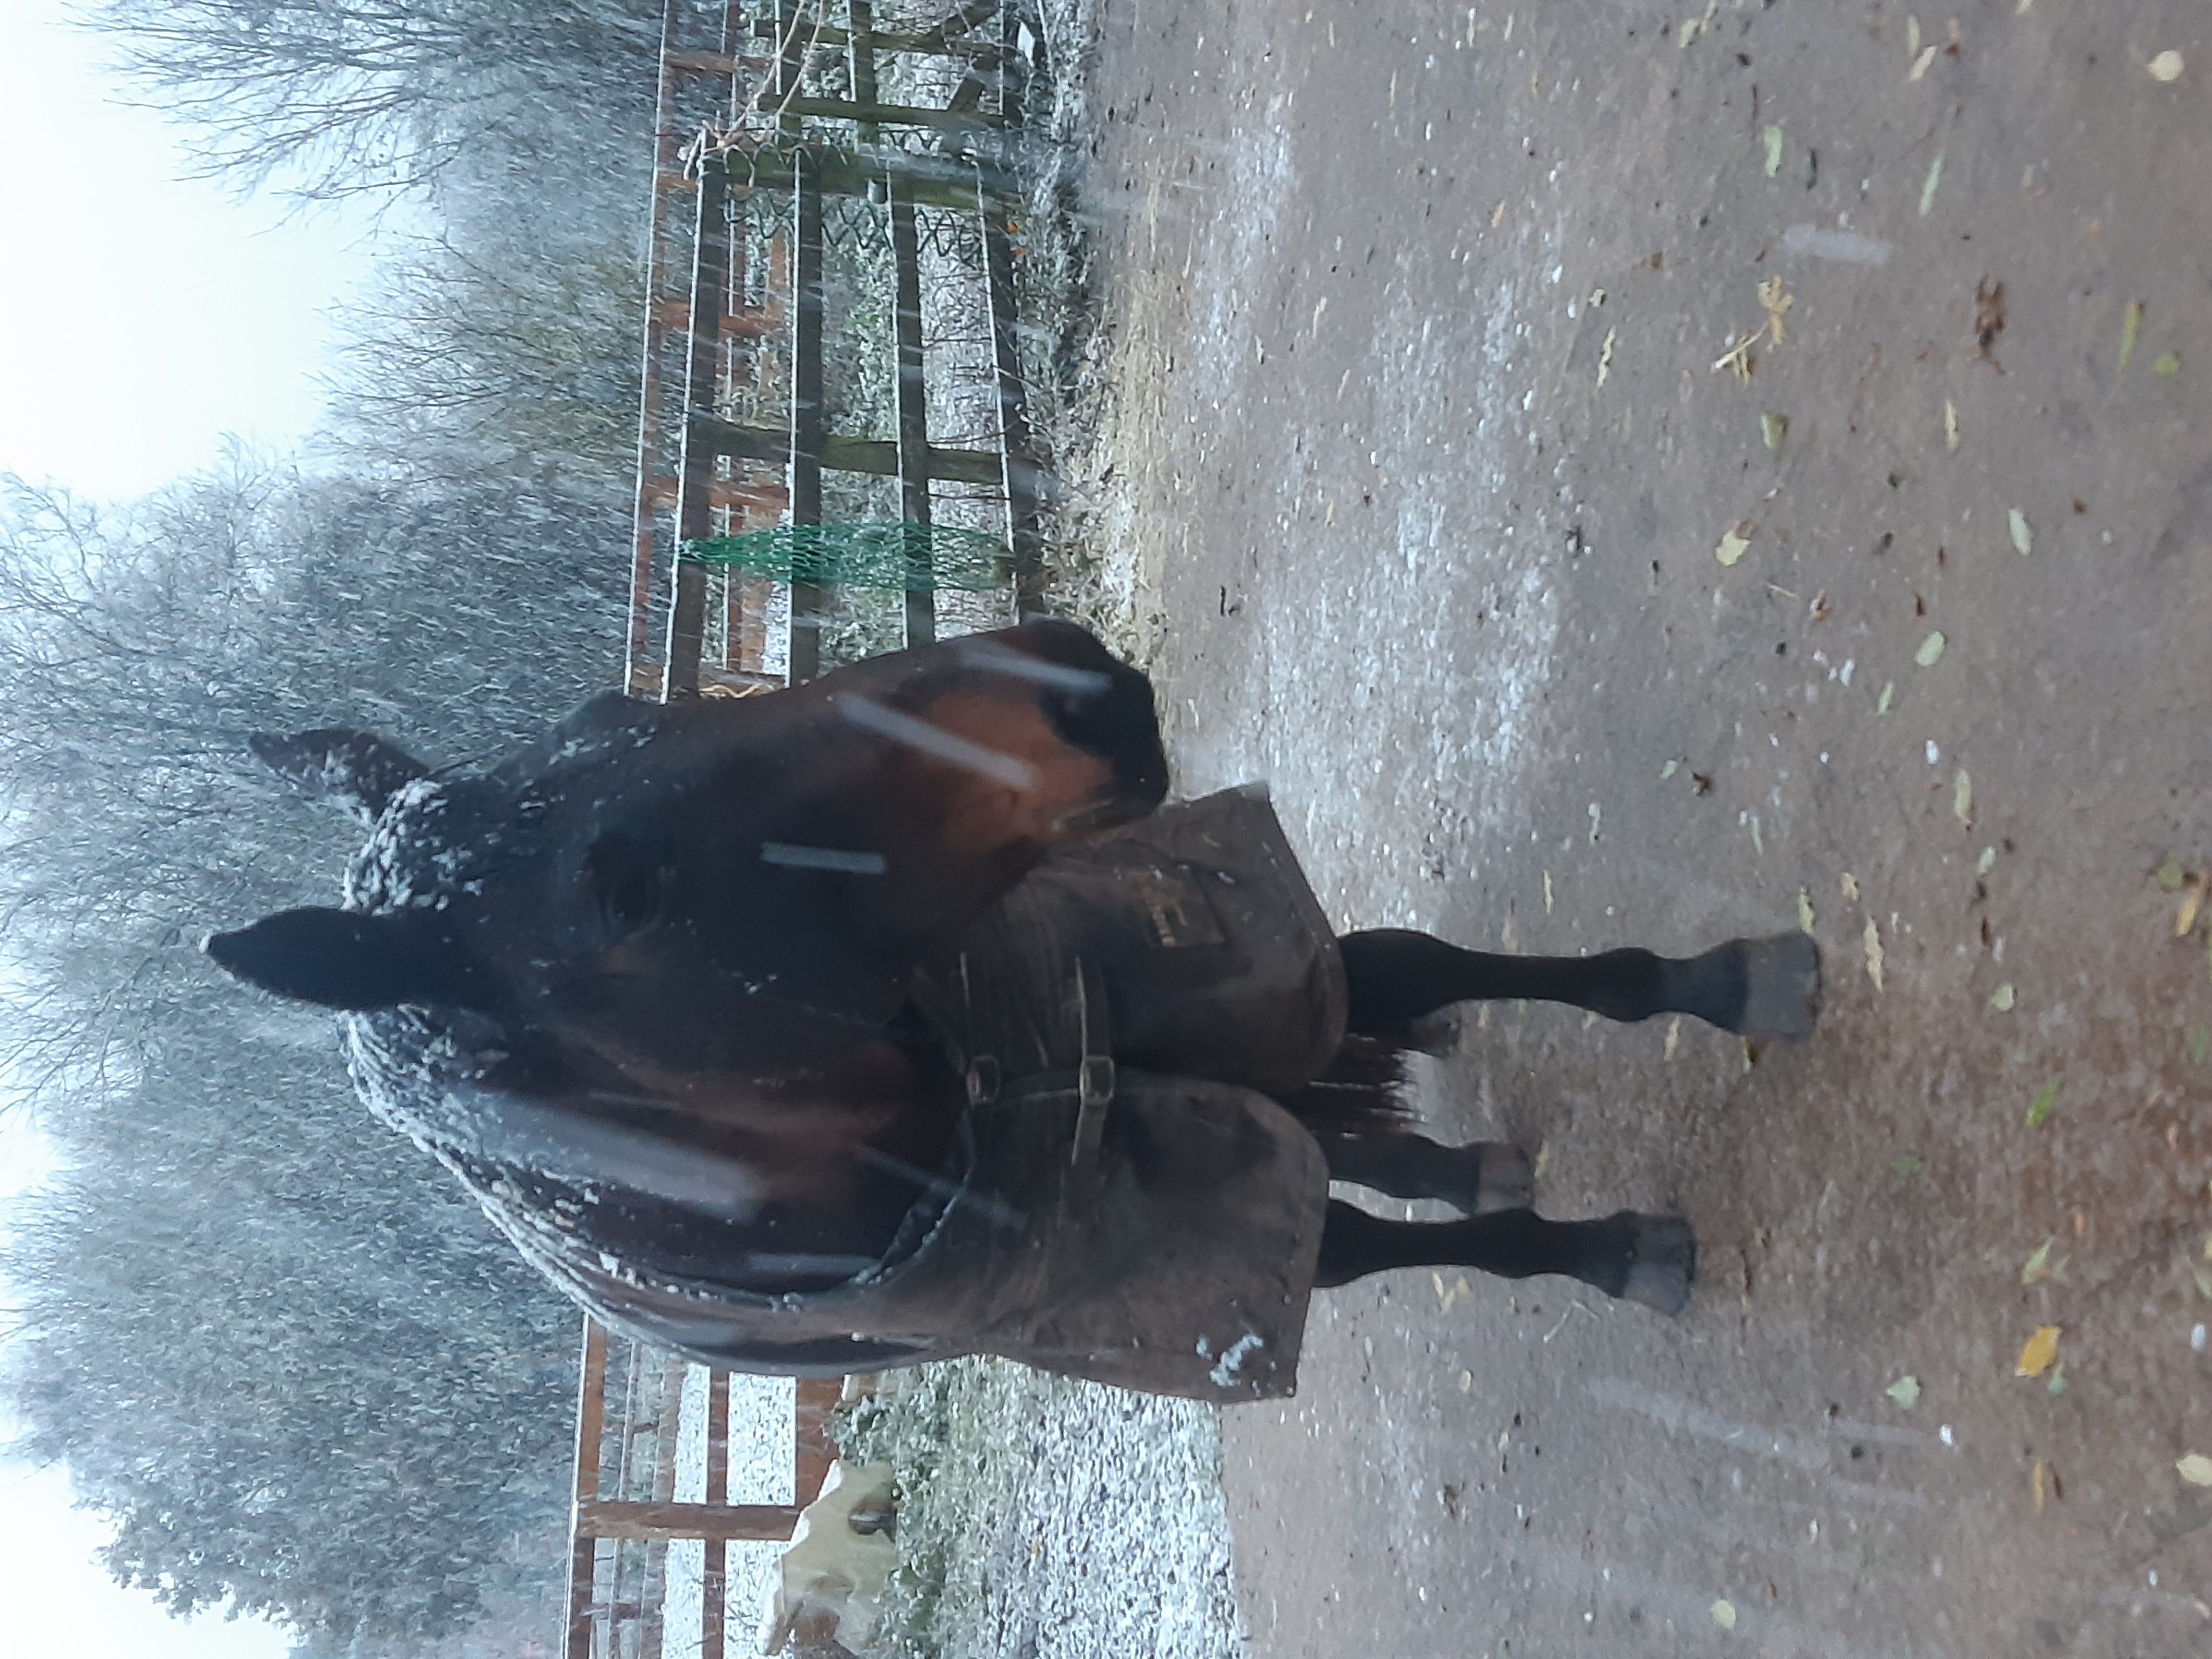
[678,522,1009,591]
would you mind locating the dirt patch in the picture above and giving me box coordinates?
[1075,2,2212,1655]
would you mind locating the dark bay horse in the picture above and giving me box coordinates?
[208,621,1818,1400]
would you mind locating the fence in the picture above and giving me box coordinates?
[562,1317,844,1659]
[626,0,1050,701]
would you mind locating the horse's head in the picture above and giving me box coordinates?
[206,620,1166,1079]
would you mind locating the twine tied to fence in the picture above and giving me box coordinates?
[679,522,1009,591]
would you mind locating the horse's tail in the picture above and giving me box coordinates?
[1273,1031,1422,1137]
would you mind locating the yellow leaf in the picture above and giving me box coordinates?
[1711,1599,1738,1630]
[1597,327,1617,387]
[1876,679,1896,717]
[2149,50,2186,83]
[1798,889,1815,933]
[2021,1238,2053,1284]
[2179,884,2203,937]
[1916,630,1948,666]
[1840,872,1861,903]
[1978,846,1997,875]
[2032,1458,2046,1513]
[2178,1454,2212,1487]
[1757,276,1794,345]
[2008,508,2033,555]
[1716,522,1752,566]
[1953,769,1973,827]
[2154,350,2182,377]
[1863,917,1885,992]
[1543,869,1554,914]
[1989,982,2015,1012]
[2118,300,2145,375]
[1944,398,1960,451]
[1910,43,1938,80]
[2014,1324,2060,1378]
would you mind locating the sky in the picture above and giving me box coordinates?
[0,3,387,1652]
[0,3,385,501]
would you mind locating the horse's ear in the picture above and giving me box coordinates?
[205,907,466,1011]
[249,729,431,825]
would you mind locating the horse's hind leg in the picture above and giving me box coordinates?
[1315,1132,1533,1214]
[1312,1200,1695,1313]
[1338,927,1820,1039]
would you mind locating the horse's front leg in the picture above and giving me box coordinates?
[1314,1131,1533,1214]
[1312,1201,1695,1313]
[1337,928,1820,1039]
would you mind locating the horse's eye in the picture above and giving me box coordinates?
[586,839,663,937]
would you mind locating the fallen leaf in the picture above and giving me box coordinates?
[1916,630,1947,666]
[1976,279,2008,355]
[1944,398,1960,450]
[2149,50,2186,84]
[2179,1454,2212,1487]
[1716,522,1753,566]
[1876,680,1896,716]
[2009,508,2033,555]
[1886,1375,1922,1408]
[2188,1249,2212,1300]
[1532,1140,1551,1180]
[1798,889,1815,933]
[2021,1238,2054,1284]
[2046,1362,2067,1396]
[1711,1599,1738,1631]
[1750,814,1764,855]
[1907,15,1922,56]
[1978,846,1998,875]
[1893,1153,1923,1176]
[1953,769,1973,827]
[1543,870,1554,914]
[1757,276,1794,345]
[1597,326,1617,387]
[2027,1077,2060,1127]
[1762,123,1784,176]
[2119,300,2145,375]
[1841,872,1862,903]
[2159,854,2188,889]
[1491,199,1506,227]
[1762,411,1789,450]
[1989,983,2015,1012]
[2179,884,2202,937]
[2014,1324,2060,1378]
[1863,917,1885,991]
[1910,43,1938,80]
[2154,350,2182,376]
[1660,758,1680,779]
[1919,149,1946,216]
[2188,1020,2211,1068]
[1713,329,1759,381]
[1664,1015,1682,1060]
[2032,1458,2048,1512]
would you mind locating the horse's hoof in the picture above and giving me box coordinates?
[1731,930,1822,1039]
[1618,1216,1696,1314]
[1469,1142,1534,1214]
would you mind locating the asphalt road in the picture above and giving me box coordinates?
[1068,2,2212,1653]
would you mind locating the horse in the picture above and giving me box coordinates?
[207,620,1819,1402]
